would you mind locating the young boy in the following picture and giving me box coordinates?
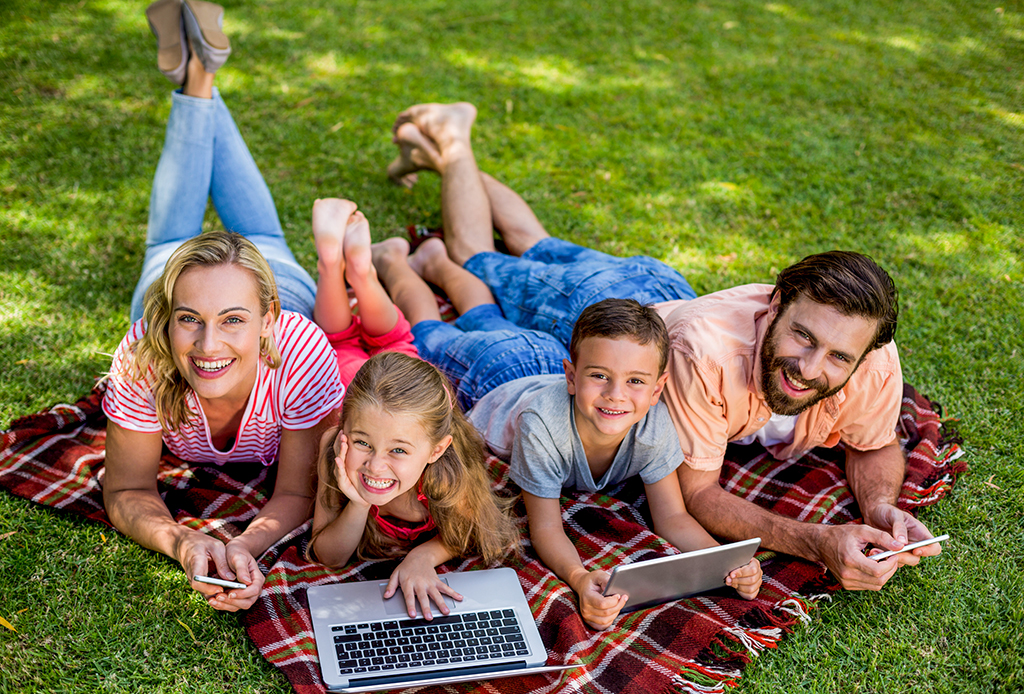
[463,300,763,630]
[371,236,762,631]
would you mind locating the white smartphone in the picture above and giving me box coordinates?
[870,534,949,562]
[194,575,247,590]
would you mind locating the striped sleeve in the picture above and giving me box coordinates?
[274,312,345,430]
[101,320,163,433]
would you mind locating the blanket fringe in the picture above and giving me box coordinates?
[670,660,742,694]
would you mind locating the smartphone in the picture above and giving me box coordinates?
[194,575,247,590]
[870,534,949,562]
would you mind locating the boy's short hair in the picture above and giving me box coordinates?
[569,298,670,374]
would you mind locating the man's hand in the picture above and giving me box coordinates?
[864,503,940,566]
[817,524,902,590]
[570,569,627,631]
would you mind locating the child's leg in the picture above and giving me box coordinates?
[371,237,442,327]
[312,198,358,334]
[406,237,495,316]
[343,211,399,337]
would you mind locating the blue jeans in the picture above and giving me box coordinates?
[130,88,317,322]
[463,238,697,349]
[412,304,569,411]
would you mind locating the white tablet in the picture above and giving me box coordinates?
[603,537,761,612]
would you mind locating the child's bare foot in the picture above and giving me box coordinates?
[392,102,477,150]
[387,123,443,188]
[312,198,358,273]
[342,210,374,286]
[406,236,450,283]
[370,237,411,286]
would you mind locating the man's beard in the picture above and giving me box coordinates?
[759,318,850,416]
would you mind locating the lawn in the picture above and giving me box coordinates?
[1,0,1022,692]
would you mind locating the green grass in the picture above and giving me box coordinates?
[1,0,1022,691]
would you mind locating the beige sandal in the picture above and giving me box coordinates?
[181,0,231,73]
[145,0,188,85]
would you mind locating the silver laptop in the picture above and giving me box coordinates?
[603,537,761,612]
[308,567,576,692]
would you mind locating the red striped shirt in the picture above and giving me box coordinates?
[103,312,344,465]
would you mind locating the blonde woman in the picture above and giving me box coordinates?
[101,1,343,612]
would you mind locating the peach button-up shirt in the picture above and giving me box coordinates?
[655,284,902,472]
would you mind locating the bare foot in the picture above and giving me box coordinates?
[386,123,443,188]
[342,211,374,285]
[406,236,450,283]
[370,237,412,286]
[392,102,477,150]
[312,198,358,272]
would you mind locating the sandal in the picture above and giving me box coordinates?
[145,0,188,85]
[182,0,231,74]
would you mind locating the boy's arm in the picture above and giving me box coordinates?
[522,492,627,630]
[643,475,718,553]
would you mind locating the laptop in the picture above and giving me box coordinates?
[308,567,577,692]
[603,537,761,612]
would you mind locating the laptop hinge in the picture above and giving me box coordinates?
[347,660,529,688]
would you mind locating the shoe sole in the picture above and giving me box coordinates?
[145,0,187,83]
[182,0,231,73]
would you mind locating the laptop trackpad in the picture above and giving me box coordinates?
[380,577,458,615]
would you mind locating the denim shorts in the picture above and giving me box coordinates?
[464,238,696,348]
[411,304,569,411]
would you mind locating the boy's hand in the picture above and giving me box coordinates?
[385,552,463,620]
[725,557,763,600]
[571,569,628,631]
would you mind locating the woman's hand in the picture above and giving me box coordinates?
[177,532,262,611]
[384,550,463,620]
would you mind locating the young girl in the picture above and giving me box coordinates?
[309,351,520,619]
[311,198,420,386]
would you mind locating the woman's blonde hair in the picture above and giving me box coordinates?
[129,231,282,431]
[313,352,520,566]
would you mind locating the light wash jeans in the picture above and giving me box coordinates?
[130,88,316,322]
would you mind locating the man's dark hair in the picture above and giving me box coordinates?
[772,250,898,352]
[569,298,670,374]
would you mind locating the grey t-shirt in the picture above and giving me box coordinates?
[468,374,684,498]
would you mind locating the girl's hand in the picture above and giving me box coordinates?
[332,434,369,509]
[384,553,463,620]
[725,557,763,600]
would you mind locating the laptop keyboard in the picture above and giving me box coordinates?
[331,609,531,675]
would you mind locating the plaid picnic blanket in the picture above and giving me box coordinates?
[0,383,965,694]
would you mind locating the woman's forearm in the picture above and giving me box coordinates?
[231,490,316,559]
[104,487,196,562]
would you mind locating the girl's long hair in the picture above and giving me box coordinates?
[127,231,282,431]
[314,352,519,566]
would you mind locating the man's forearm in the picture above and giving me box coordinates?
[684,478,827,563]
[845,442,906,523]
